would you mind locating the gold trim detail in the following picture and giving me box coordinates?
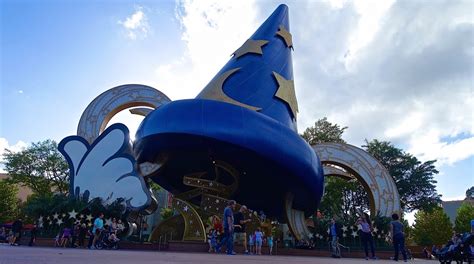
[197,68,261,111]
[172,198,206,242]
[233,39,268,59]
[276,25,293,49]
[314,142,401,217]
[273,71,298,118]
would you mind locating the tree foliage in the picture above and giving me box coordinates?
[363,139,441,212]
[412,207,452,246]
[454,202,474,233]
[466,186,474,200]
[0,180,20,223]
[160,207,174,220]
[319,177,369,221]
[302,118,442,215]
[301,118,370,218]
[301,117,347,145]
[2,140,69,195]
[23,193,128,236]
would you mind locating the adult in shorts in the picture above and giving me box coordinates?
[91,213,104,249]
[234,205,252,254]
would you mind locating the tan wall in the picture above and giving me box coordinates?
[0,173,33,202]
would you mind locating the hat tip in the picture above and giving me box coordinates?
[275,4,289,14]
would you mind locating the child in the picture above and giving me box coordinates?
[207,229,217,253]
[61,226,72,247]
[54,230,62,247]
[255,228,263,255]
[268,235,274,255]
[248,232,255,254]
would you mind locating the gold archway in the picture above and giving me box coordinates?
[313,143,401,217]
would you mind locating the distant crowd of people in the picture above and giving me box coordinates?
[329,213,413,262]
[0,218,33,246]
[2,205,472,262]
[206,201,274,255]
[422,229,474,262]
[0,213,125,250]
[79,213,123,250]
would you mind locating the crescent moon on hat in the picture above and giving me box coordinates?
[197,68,261,111]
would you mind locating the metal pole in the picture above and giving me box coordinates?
[159,236,162,251]
[139,215,143,242]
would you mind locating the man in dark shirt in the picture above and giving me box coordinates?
[234,205,252,254]
[217,200,237,255]
[28,224,37,246]
[329,217,342,258]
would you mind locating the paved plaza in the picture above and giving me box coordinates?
[0,245,437,264]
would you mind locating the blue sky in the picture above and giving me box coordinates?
[1,0,473,206]
[1,1,183,143]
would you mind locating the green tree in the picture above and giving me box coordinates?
[2,140,69,195]
[412,207,452,246]
[363,139,441,212]
[160,207,174,220]
[319,177,369,221]
[302,118,369,219]
[0,180,20,222]
[301,117,347,145]
[454,202,474,233]
[149,181,161,193]
[466,186,474,200]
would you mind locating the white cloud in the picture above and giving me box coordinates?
[286,0,473,167]
[151,0,258,100]
[409,133,474,166]
[346,0,396,65]
[150,0,473,168]
[118,6,150,40]
[0,138,27,173]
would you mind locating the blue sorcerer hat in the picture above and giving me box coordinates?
[134,5,324,218]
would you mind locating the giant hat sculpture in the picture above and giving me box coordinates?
[58,4,400,242]
[134,4,324,223]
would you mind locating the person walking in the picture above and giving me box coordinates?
[329,217,342,258]
[216,200,237,255]
[28,224,37,246]
[390,213,408,262]
[357,214,377,260]
[255,228,264,255]
[248,233,255,254]
[78,223,87,248]
[267,234,274,255]
[91,213,104,249]
[234,205,252,254]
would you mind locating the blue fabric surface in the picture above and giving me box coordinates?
[134,5,324,218]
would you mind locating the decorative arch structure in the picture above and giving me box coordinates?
[313,143,401,217]
[77,84,171,143]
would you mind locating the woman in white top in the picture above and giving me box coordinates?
[357,213,376,260]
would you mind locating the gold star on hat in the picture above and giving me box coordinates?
[233,39,268,59]
[276,25,293,49]
[273,72,298,118]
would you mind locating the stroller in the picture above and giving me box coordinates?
[95,230,119,250]
[438,233,473,264]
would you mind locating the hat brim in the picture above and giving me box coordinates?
[134,99,324,217]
